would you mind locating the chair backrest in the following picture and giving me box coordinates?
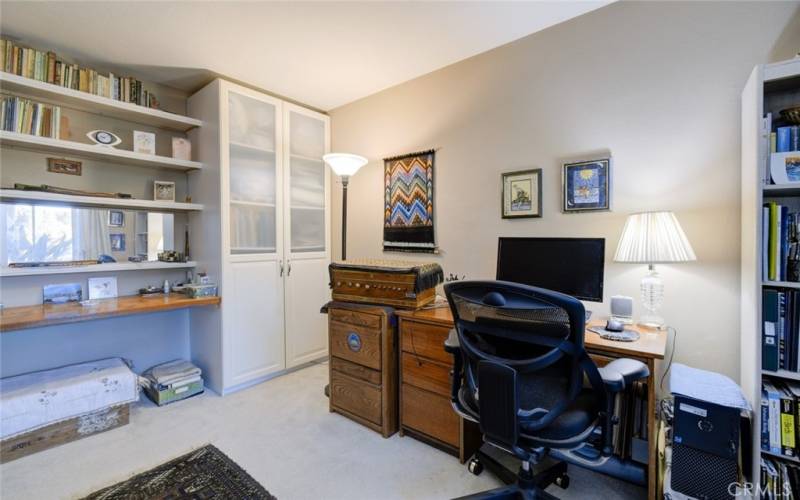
[444,280,601,454]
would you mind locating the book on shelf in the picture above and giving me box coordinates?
[0,38,160,109]
[764,202,800,283]
[762,379,800,459]
[0,95,60,139]
[761,456,800,497]
[762,288,800,373]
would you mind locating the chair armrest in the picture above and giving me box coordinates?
[597,358,650,392]
[444,328,460,354]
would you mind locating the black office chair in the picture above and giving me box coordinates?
[444,281,650,499]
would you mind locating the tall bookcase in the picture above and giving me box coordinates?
[741,57,800,486]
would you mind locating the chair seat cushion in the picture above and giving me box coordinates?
[520,389,600,442]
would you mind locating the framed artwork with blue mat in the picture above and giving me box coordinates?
[562,157,611,213]
[383,150,436,253]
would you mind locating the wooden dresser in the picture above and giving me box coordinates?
[396,307,481,463]
[327,303,398,438]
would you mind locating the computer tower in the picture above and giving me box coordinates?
[670,395,740,500]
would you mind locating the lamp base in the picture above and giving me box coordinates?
[638,314,665,329]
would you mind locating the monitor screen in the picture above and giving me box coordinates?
[496,237,605,302]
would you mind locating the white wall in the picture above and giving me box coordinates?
[329,1,800,383]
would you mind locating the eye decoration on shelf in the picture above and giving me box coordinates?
[86,130,122,148]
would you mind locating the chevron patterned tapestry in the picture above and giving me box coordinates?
[383,150,436,253]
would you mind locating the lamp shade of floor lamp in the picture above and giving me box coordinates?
[323,153,368,261]
[613,211,696,328]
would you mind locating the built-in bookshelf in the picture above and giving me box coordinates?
[0,131,203,171]
[0,260,197,277]
[0,189,203,212]
[0,72,201,131]
[741,57,800,488]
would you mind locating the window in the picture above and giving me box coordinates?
[3,204,73,264]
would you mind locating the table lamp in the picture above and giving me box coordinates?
[613,211,696,328]
[322,153,368,261]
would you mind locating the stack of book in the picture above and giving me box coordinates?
[763,202,800,282]
[0,38,160,109]
[142,359,204,406]
[761,456,800,497]
[762,379,800,458]
[763,288,800,373]
[1,96,61,138]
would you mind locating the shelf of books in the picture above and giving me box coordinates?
[742,57,800,494]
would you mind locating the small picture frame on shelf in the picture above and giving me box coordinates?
[108,210,124,227]
[110,233,126,252]
[133,131,156,155]
[153,181,176,202]
[88,276,118,300]
[43,283,82,304]
[172,137,192,161]
[501,169,542,219]
[47,158,82,176]
[770,152,800,185]
[562,157,611,213]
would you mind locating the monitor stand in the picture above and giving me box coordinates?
[585,310,592,324]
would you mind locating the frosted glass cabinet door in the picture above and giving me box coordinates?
[288,111,326,253]
[228,91,279,254]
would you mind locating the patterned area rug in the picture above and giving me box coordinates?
[81,444,275,499]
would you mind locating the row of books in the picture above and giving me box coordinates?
[763,288,800,372]
[0,96,61,139]
[773,126,800,154]
[763,202,800,283]
[0,38,160,109]
[762,379,800,457]
[761,457,799,499]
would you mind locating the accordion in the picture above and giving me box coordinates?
[328,259,444,309]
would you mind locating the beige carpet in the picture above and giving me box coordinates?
[0,362,645,499]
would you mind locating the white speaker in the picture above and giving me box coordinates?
[610,295,634,324]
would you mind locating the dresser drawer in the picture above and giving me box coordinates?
[332,356,382,385]
[402,384,459,447]
[401,320,452,365]
[330,320,381,370]
[329,308,382,330]
[402,352,451,397]
[331,371,382,425]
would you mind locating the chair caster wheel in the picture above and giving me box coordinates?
[555,474,570,489]
[467,458,484,476]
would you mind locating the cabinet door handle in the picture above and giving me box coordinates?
[280,261,284,277]
[287,261,292,276]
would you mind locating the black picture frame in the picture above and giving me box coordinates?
[562,157,612,213]
[501,168,542,219]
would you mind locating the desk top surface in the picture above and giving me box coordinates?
[0,294,221,332]
[396,306,667,360]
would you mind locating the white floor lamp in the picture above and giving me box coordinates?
[613,211,696,328]
[323,153,368,261]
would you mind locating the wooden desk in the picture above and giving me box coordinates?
[395,306,666,499]
[0,294,221,332]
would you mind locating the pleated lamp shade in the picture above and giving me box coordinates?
[613,211,696,264]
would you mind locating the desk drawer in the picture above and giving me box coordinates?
[330,320,381,370]
[329,308,382,330]
[402,353,451,397]
[332,356,382,385]
[401,321,452,365]
[331,371,382,425]
[402,383,459,447]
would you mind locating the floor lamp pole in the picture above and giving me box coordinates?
[341,175,349,261]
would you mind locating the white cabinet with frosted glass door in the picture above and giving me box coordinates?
[282,103,331,368]
[223,83,286,387]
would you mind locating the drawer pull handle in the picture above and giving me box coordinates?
[347,332,362,352]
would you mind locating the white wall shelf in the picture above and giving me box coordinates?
[763,281,800,289]
[1,261,197,277]
[762,369,800,381]
[0,189,204,211]
[0,131,203,171]
[0,72,202,132]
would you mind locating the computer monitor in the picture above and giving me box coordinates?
[496,237,605,302]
